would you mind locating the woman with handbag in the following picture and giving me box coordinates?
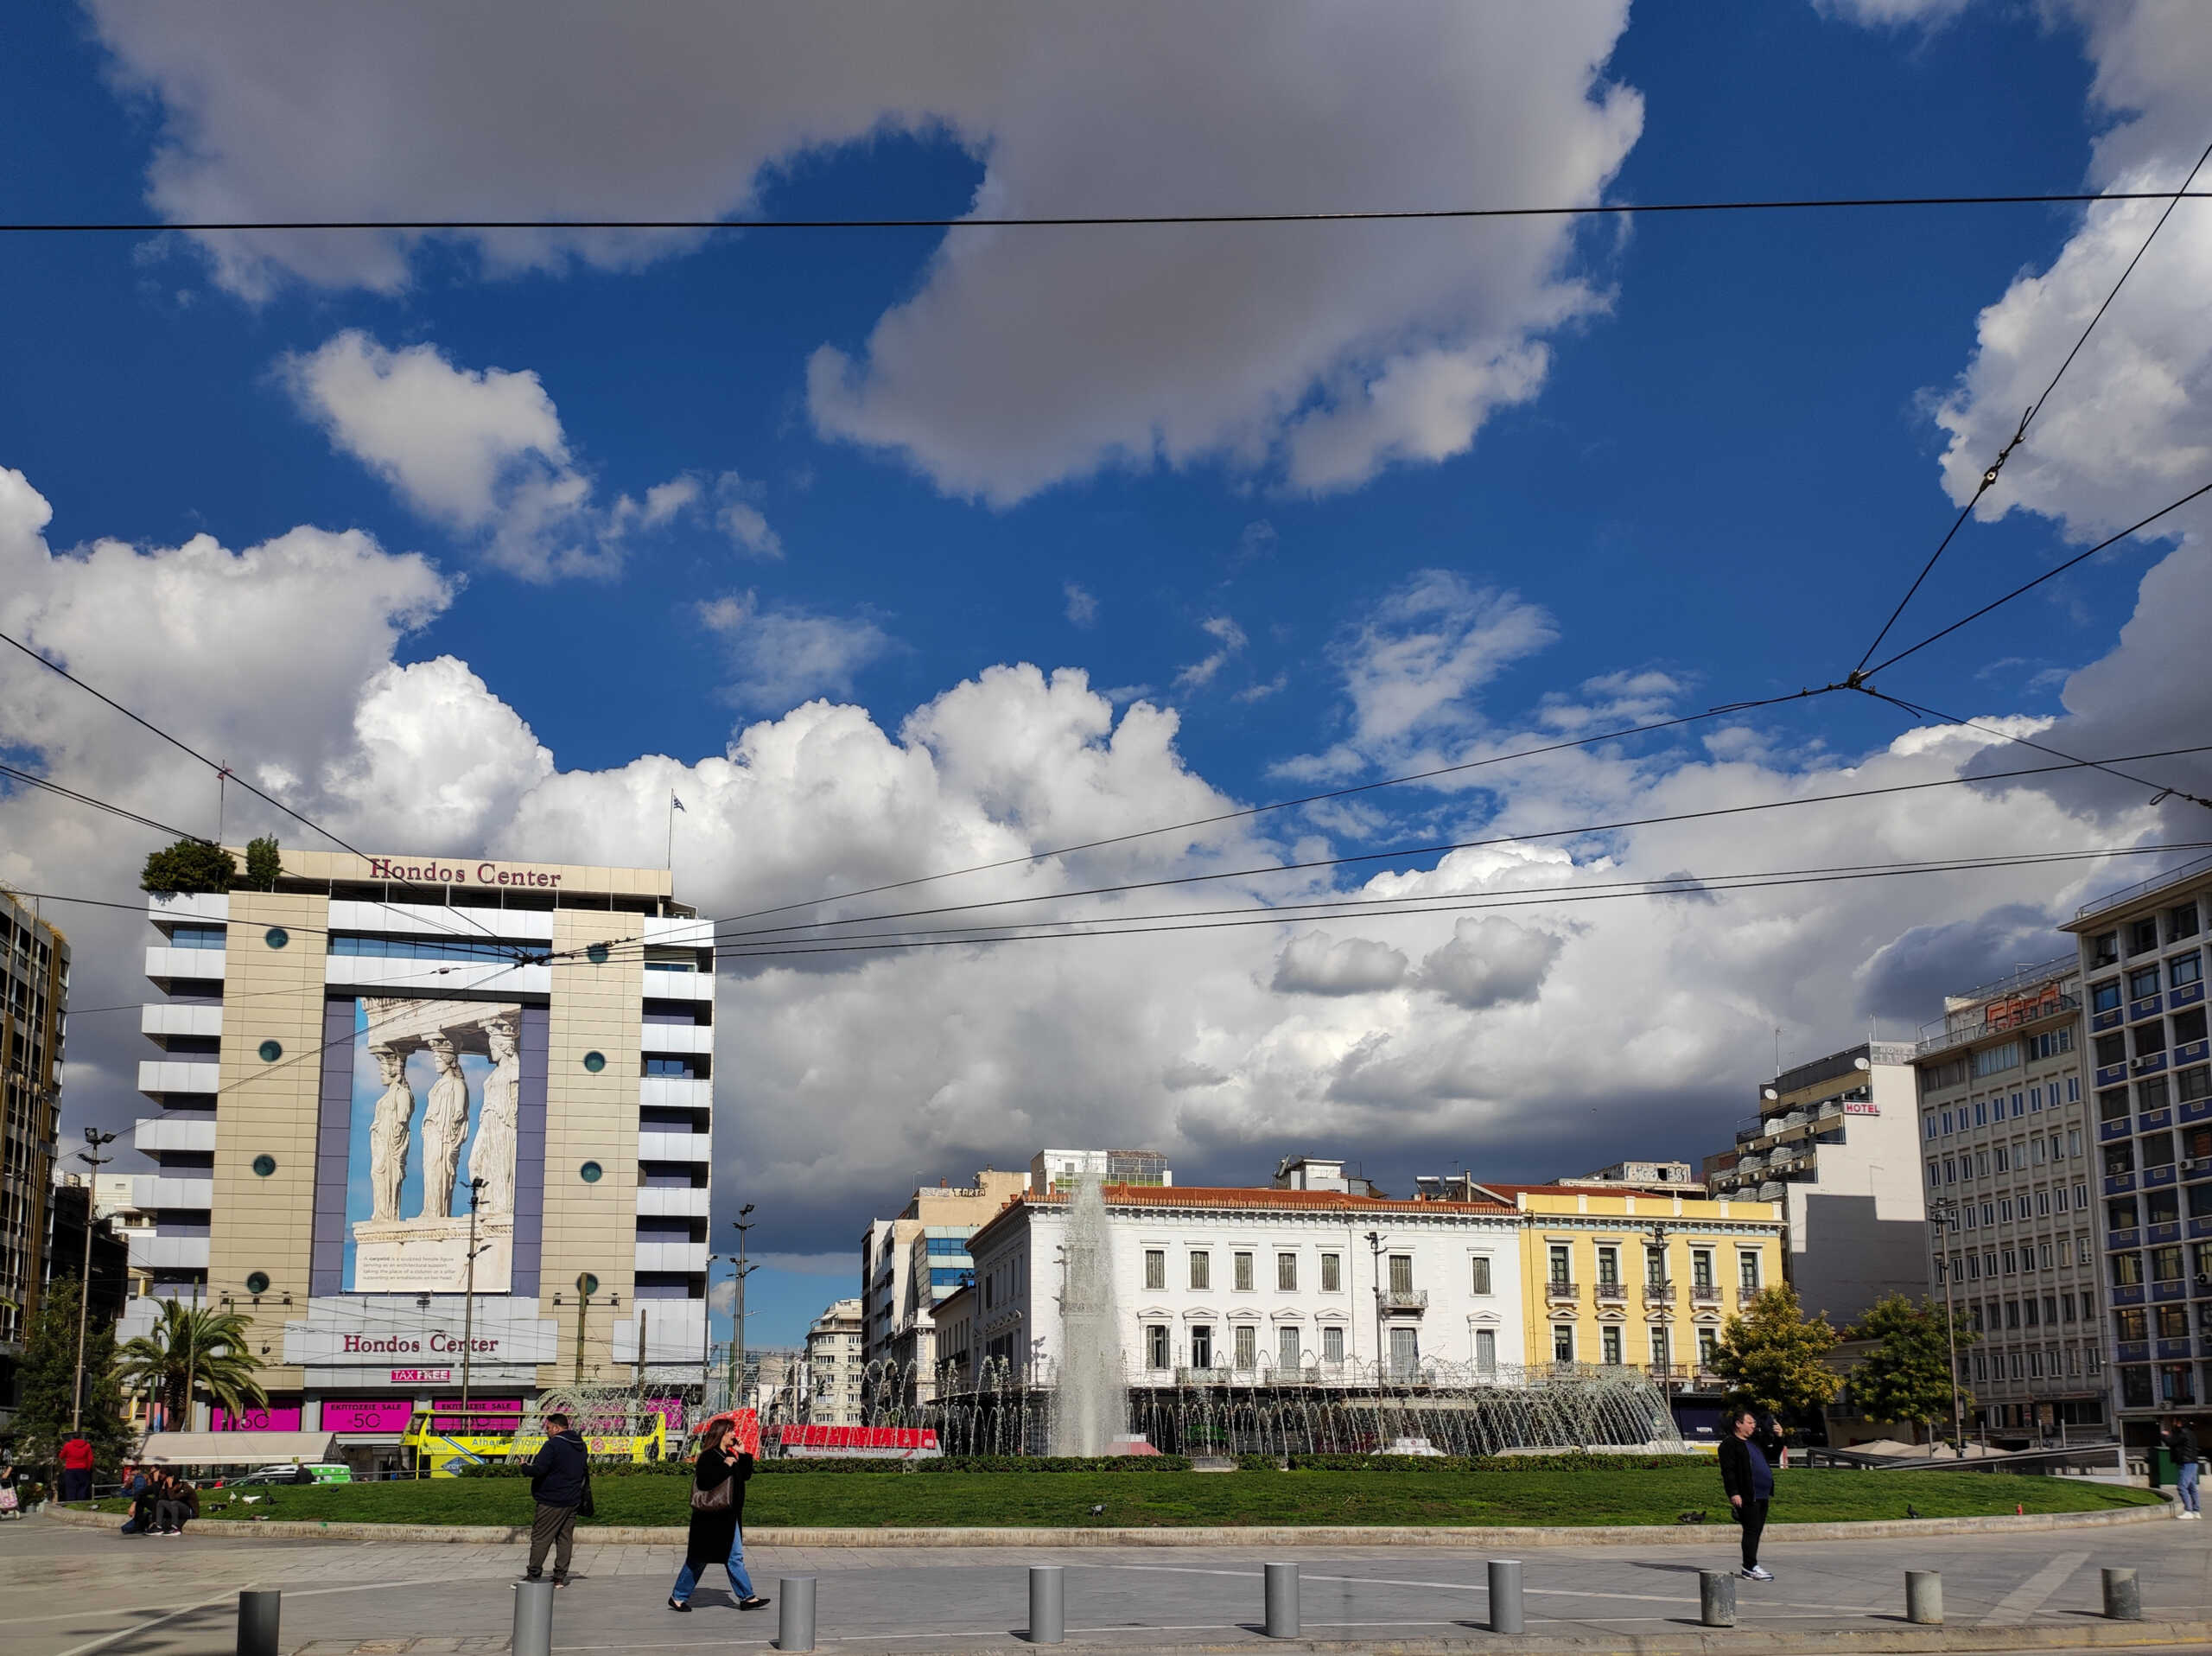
[668,1419,768,1612]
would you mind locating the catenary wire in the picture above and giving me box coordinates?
[3,188,2209,235]
[1853,688,2212,813]
[558,741,2212,963]
[683,840,2212,954]
[1859,479,2212,678]
[0,761,209,842]
[1852,137,2212,676]
[674,841,2212,964]
[0,626,529,957]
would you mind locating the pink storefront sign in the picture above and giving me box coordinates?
[209,1404,303,1432]
[321,1398,414,1433]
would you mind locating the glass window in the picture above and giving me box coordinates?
[1697,1328,1718,1366]
[1279,1326,1302,1371]
[1189,1251,1210,1290]
[2112,1252,2145,1287]
[1552,1324,1574,1363]
[1738,1251,1762,1291]
[1322,1325,1345,1362]
[2143,1131,2176,1169]
[1144,1249,1166,1290]
[1942,1110,1955,1135]
[1974,1041,2022,1078]
[1147,1324,1169,1369]
[2101,1086,2132,1123]
[2173,952,2204,990]
[1389,1326,1420,1378]
[1475,1328,1497,1373]
[2092,979,2123,1014]
[1600,1325,1623,1366]
[1691,1248,1714,1288]
[1319,1252,1341,1292]
[2152,1245,2184,1282]
[2106,1141,2136,1176]
[2131,965,2163,1001]
[1232,1323,1256,1369]
[1190,1325,1213,1369]
[1388,1254,1414,1295]
[2170,904,2202,942]
[2180,1066,2211,1105]
[1548,1244,1572,1283]
[2141,1075,2172,1111]
[2175,1006,2209,1045]
[1277,1252,1298,1291]
[1595,1245,1620,1284]
[2092,931,2119,966]
[2096,1032,2127,1067]
[2131,918,2160,956]
[2137,1022,2168,1059]
[1233,1252,1254,1292]
[1471,1255,1492,1295]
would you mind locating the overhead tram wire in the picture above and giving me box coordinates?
[0,762,208,842]
[1857,479,2212,679]
[668,840,2212,965]
[0,627,530,959]
[685,840,2212,956]
[1851,137,2212,679]
[563,741,2212,964]
[3,188,2209,237]
[540,686,1847,969]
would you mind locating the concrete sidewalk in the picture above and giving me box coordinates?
[4,1514,2209,1656]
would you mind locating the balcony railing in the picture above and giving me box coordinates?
[1544,1278,1579,1300]
[1689,1281,1723,1304]
[1643,1281,1675,1306]
[1593,1279,1628,1303]
[1380,1289,1429,1313]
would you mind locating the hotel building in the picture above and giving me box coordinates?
[1702,1041,1929,1328]
[1,886,68,1424]
[1912,957,2102,1434]
[804,1296,865,1425]
[124,848,712,1459]
[859,1165,1042,1399]
[2062,854,2212,1440]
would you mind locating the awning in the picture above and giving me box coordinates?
[136,1431,338,1467]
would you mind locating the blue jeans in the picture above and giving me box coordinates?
[671,1528,755,1603]
[2178,1460,2200,1513]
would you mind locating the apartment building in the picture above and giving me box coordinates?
[2063,854,2212,1440]
[123,848,711,1449]
[859,1167,1031,1397]
[1703,1041,1928,1327]
[1914,957,2103,1433]
[804,1296,865,1424]
[0,886,67,1426]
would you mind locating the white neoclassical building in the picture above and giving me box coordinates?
[936,1157,1526,1387]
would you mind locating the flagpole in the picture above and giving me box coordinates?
[667,793,676,872]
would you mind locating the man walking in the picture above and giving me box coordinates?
[524,1412,588,1587]
[2163,1418,2201,1519]
[1719,1406,1776,1582]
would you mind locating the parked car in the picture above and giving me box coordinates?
[220,1462,352,1487]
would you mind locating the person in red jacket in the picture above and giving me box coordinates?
[58,1436,95,1504]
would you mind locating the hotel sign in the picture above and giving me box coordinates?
[283,1299,558,1366]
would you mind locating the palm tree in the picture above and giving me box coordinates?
[116,1302,268,1425]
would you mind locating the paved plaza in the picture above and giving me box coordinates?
[3,1514,2209,1656]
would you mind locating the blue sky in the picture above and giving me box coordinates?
[4,1,2209,1347]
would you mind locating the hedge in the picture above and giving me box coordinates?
[458,1453,1194,1477]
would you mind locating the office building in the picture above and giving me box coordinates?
[1702,1041,1928,1328]
[1914,956,2102,1434]
[45,1169,133,1330]
[804,1296,865,1424]
[122,847,711,1454]
[2063,854,2212,1440]
[0,886,68,1427]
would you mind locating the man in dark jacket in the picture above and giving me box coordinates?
[524,1413,589,1586]
[1718,1406,1776,1582]
[2163,1418,2201,1519]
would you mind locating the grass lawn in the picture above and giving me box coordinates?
[86,1468,2161,1529]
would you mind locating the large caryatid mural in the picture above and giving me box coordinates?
[346,997,525,1293]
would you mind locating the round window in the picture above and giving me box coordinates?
[582,1050,607,1073]
[576,1271,600,1296]
[264,927,289,949]
[251,1154,277,1177]
[245,1271,270,1296]
[586,942,610,965]
[258,1039,283,1062]
[580,1160,603,1184]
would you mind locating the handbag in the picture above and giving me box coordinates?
[689,1474,733,1513]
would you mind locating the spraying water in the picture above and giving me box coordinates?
[1050,1173,1128,1455]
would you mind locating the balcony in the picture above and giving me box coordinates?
[328,899,556,943]
[642,1075,713,1111]
[639,1129,713,1163]
[634,1240,709,1273]
[144,946,225,990]
[141,1002,222,1045]
[137,1059,219,1099]
[1643,1281,1676,1307]
[1593,1280,1628,1305]
[127,1232,210,1270]
[134,1116,216,1155]
[1379,1289,1429,1314]
[325,953,550,997]
[636,1185,710,1218]
[130,1174,213,1212]
[641,1022,715,1056]
[1543,1278,1579,1303]
[1689,1282,1723,1306]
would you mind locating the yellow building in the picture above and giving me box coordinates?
[1480,1183,1784,1379]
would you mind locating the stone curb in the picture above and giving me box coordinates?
[871,1627,2212,1655]
[39,1499,2175,1548]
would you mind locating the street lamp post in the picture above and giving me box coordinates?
[1928,1197,1966,1454]
[703,1252,727,1405]
[71,1128,118,1430]
[731,1205,757,1409]
[458,1177,488,1424]
[1646,1222,1673,1388]
[1363,1230,1387,1380]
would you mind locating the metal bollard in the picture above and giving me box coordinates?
[511,1581,554,1656]
[777,1576,817,1652]
[1487,1559,1524,1634]
[1905,1570,1943,1626]
[237,1590,281,1656]
[1699,1570,1737,1628]
[1027,1564,1065,1645]
[2101,1567,2140,1621]
[1263,1562,1300,1639]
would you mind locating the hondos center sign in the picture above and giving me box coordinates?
[366,857,567,889]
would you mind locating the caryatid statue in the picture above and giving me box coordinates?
[366,1044,416,1222]
[419,1035,471,1219]
[466,1013,522,1216]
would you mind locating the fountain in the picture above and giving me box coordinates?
[1049,1172,1129,1455]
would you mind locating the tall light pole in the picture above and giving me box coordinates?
[1646,1222,1672,1386]
[71,1128,118,1430]
[703,1252,727,1411]
[1928,1196,1965,1454]
[1363,1231,1387,1381]
[731,1205,757,1409]
[458,1177,488,1424]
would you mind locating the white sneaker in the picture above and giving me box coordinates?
[1739,1565,1773,1582]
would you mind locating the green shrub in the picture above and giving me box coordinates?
[1235,1454,1281,1471]
[1280,1451,1712,1473]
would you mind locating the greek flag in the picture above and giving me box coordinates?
[671,793,687,812]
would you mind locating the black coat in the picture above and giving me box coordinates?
[529,1430,590,1509]
[1718,1435,1771,1505]
[685,1447,753,1564]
